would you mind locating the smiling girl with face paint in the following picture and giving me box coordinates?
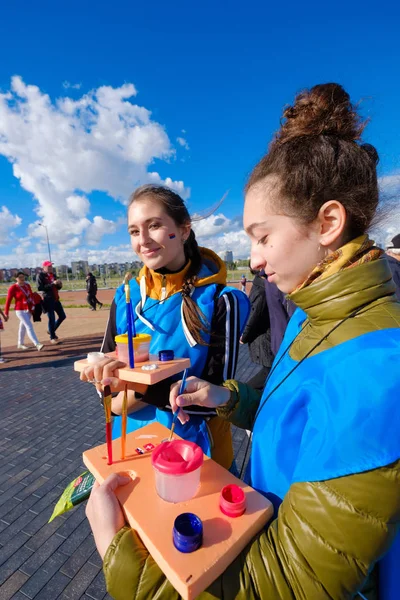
[81,184,249,470]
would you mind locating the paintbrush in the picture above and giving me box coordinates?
[121,384,128,460]
[103,385,113,465]
[169,368,188,441]
[124,274,135,368]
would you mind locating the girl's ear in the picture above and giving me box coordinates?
[317,200,347,249]
[180,223,192,243]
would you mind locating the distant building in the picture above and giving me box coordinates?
[71,260,89,276]
[55,265,69,278]
[223,250,233,264]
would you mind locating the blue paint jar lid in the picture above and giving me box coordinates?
[159,349,174,361]
[173,513,203,553]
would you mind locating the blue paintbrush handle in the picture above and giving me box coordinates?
[172,368,188,424]
[126,301,135,368]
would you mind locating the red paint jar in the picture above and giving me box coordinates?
[219,484,246,517]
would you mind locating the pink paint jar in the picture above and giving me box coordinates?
[114,333,151,363]
[151,440,203,503]
[219,484,246,517]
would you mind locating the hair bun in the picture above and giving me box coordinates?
[276,83,366,144]
[360,143,379,165]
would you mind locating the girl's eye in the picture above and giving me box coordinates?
[149,222,160,230]
[130,230,139,236]
[257,235,269,246]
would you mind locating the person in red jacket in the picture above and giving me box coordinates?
[4,272,44,351]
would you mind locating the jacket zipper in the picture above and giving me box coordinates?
[160,275,167,304]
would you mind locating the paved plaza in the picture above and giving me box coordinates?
[0,336,259,599]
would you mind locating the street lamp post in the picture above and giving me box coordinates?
[39,223,52,264]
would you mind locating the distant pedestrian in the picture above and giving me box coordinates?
[0,307,9,363]
[240,273,247,293]
[37,261,66,344]
[386,233,400,300]
[86,273,103,311]
[4,272,44,351]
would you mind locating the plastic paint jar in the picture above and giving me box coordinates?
[158,349,174,361]
[219,484,246,517]
[151,440,203,503]
[114,333,152,363]
[87,352,106,364]
[173,513,203,553]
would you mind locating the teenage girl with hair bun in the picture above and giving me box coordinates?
[87,83,400,600]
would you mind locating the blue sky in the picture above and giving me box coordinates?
[0,0,399,267]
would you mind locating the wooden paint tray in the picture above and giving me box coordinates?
[74,353,190,388]
[83,422,273,599]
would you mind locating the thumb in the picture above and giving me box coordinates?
[103,472,132,492]
[176,392,199,408]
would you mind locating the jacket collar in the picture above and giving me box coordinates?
[136,247,227,301]
[288,258,396,324]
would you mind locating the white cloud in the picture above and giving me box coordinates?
[0,76,189,258]
[176,136,189,150]
[371,174,400,248]
[62,81,82,90]
[379,173,400,195]
[0,205,22,245]
[192,212,241,239]
[66,194,90,218]
[192,212,250,259]
[0,242,136,269]
[85,216,118,245]
[204,230,251,259]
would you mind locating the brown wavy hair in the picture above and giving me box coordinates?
[246,83,379,238]
[129,184,209,345]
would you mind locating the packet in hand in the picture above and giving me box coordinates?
[49,471,96,522]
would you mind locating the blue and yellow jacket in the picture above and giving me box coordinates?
[101,247,249,468]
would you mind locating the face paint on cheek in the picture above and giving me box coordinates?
[168,233,176,239]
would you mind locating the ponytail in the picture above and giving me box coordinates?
[181,230,209,345]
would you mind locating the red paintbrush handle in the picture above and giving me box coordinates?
[106,421,113,465]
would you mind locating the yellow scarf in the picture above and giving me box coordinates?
[295,234,383,292]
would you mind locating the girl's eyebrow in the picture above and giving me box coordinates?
[128,217,163,230]
[245,220,269,235]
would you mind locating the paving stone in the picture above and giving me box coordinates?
[0,510,38,546]
[84,570,108,600]
[58,520,92,557]
[0,532,32,568]
[32,571,71,599]
[54,504,87,540]
[20,531,66,577]
[0,570,30,600]
[0,546,33,586]
[13,477,50,502]
[60,535,96,578]
[0,493,39,524]
[0,469,32,490]
[23,518,66,553]
[19,552,68,599]
[58,562,100,599]
[0,484,26,509]
[87,549,102,570]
